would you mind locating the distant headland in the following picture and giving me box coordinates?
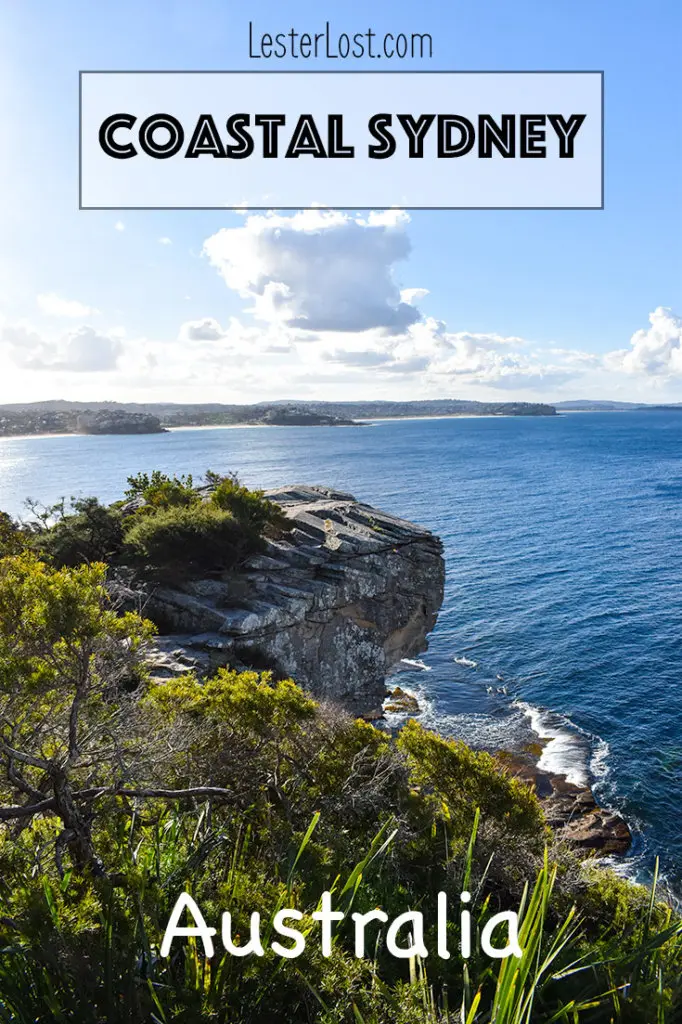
[0,399,557,438]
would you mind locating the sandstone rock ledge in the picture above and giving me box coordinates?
[499,751,631,857]
[141,485,445,713]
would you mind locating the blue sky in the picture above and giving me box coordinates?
[0,0,680,404]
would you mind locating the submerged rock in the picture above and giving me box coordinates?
[139,485,444,712]
[384,686,422,715]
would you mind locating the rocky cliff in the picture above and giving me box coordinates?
[138,485,444,713]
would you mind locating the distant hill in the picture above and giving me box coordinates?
[554,400,644,411]
[555,400,682,412]
[0,399,557,437]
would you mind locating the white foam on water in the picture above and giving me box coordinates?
[590,738,612,783]
[514,700,593,788]
[454,656,478,668]
[382,683,435,726]
[399,658,432,671]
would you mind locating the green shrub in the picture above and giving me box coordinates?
[210,475,285,535]
[398,718,546,845]
[0,511,24,556]
[24,471,285,576]
[123,502,261,576]
[124,470,198,509]
[1,641,681,1021]
[31,497,124,567]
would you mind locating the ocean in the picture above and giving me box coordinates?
[2,411,681,885]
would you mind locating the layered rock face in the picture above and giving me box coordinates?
[142,485,445,712]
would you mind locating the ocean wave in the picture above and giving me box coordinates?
[590,738,612,784]
[454,656,478,668]
[399,658,432,671]
[514,700,594,788]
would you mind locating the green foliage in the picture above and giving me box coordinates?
[125,469,198,509]
[147,665,318,730]
[28,469,285,577]
[0,551,155,874]
[0,529,681,1020]
[0,511,24,556]
[1,802,681,1023]
[0,551,151,695]
[210,474,285,535]
[30,497,124,567]
[398,719,546,845]
[123,501,261,576]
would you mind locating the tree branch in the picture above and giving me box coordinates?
[0,797,56,820]
[0,742,51,772]
[73,785,235,802]
[5,754,47,803]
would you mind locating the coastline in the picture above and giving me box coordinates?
[384,673,633,864]
[0,412,559,442]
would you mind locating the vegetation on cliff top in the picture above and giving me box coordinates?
[0,477,680,1022]
[18,469,287,579]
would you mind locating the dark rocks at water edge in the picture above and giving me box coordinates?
[384,686,421,714]
[127,485,445,714]
[499,749,632,857]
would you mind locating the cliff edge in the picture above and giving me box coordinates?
[141,485,445,712]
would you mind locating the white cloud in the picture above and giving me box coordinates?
[37,292,98,318]
[159,236,172,245]
[202,209,422,335]
[57,326,122,372]
[194,209,592,393]
[604,307,682,378]
[308,317,570,389]
[5,210,677,404]
[1,324,53,370]
[179,317,225,342]
[114,221,125,232]
[0,322,122,372]
[401,287,429,306]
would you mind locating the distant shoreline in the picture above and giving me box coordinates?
[0,415,550,443]
[0,412,563,442]
[11,405,678,442]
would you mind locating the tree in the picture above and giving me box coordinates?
[0,551,283,878]
[0,552,155,875]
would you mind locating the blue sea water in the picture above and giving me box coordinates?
[1,411,682,884]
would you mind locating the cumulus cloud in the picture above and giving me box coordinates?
[159,236,172,245]
[312,317,565,388]
[0,322,122,372]
[401,287,429,306]
[1,325,54,369]
[37,292,98,318]
[193,209,594,392]
[163,212,675,399]
[202,209,422,335]
[177,316,297,360]
[57,326,122,372]
[179,317,226,342]
[323,349,396,368]
[605,307,682,378]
